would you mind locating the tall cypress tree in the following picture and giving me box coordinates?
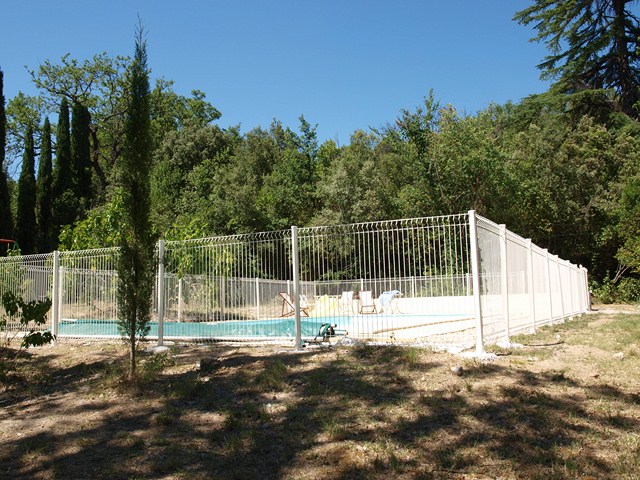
[0,69,14,254]
[71,102,92,213]
[37,118,53,253]
[16,126,37,254]
[117,26,155,378]
[51,98,77,245]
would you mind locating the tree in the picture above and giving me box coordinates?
[4,92,44,173]
[51,98,78,246]
[0,69,14,254]
[117,25,155,379]
[515,0,640,119]
[71,102,93,211]
[37,118,53,253]
[16,126,37,254]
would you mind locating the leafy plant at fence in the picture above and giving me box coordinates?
[1,291,54,349]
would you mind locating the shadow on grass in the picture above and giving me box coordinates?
[1,344,639,479]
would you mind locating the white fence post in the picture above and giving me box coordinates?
[526,239,536,333]
[468,210,484,354]
[583,267,591,311]
[291,226,302,349]
[51,251,60,340]
[544,249,553,322]
[157,240,165,346]
[556,255,565,322]
[499,225,510,345]
[255,277,260,320]
[177,278,183,322]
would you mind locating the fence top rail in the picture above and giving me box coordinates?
[162,229,291,248]
[0,252,53,263]
[59,247,121,258]
[298,213,470,236]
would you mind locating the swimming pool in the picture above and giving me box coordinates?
[56,312,473,340]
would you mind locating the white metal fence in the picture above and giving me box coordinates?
[0,211,590,352]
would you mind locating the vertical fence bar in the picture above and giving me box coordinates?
[157,240,165,346]
[291,226,302,349]
[468,210,484,354]
[51,251,60,340]
[499,225,510,344]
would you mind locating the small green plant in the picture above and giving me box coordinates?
[1,291,55,349]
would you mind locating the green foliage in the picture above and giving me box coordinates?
[117,25,155,379]
[592,275,640,304]
[16,126,37,254]
[1,291,54,349]
[71,102,93,211]
[37,118,53,253]
[515,0,640,119]
[51,98,77,245]
[4,92,44,168]
[58,190,125,250]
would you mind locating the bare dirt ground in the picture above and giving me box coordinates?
[1,305,639,480]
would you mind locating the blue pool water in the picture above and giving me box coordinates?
[57,316,353,339]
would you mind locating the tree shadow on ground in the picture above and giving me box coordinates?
[0,344,639,479]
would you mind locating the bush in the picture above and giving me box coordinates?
[592,275,640,304]
[1,292,55,348]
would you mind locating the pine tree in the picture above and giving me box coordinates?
[117,25,155,379]
[0,69,14,254]
[37,118,53,253]
[16,126,37,254]
[51,98,77,246]
[71,102,92,212]
[515,0,640,119]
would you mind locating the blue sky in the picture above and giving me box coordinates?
[2,0,551,146]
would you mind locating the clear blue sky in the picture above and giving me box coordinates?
[2,0,551,146]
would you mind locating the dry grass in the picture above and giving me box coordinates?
[1,308,640,479]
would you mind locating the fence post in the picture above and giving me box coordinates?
[555,255,565,322]
[544,249,553,322]
[291,226,302,349]
[51,251,60,341]
[526,239,536,333]
[568,263,575,317]
[157,240,165,346]
[583,267,591,312]
[178,278,183,322]
[468,210,484,354]
[499,225,510,345]
[255,277,260,320]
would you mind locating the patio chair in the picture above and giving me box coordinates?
[378,290,402,313]
[279,291,310,317]
[358,290,378,314]
[339,291,355,314]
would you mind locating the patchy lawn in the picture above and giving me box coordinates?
[1,307,640,479]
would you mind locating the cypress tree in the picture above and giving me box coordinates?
[51,98,77,245]
[37,118,53,253]
[71,102,92,212]
[0,69,14,254]
[117,26,155,378]
[16,126,37,254]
